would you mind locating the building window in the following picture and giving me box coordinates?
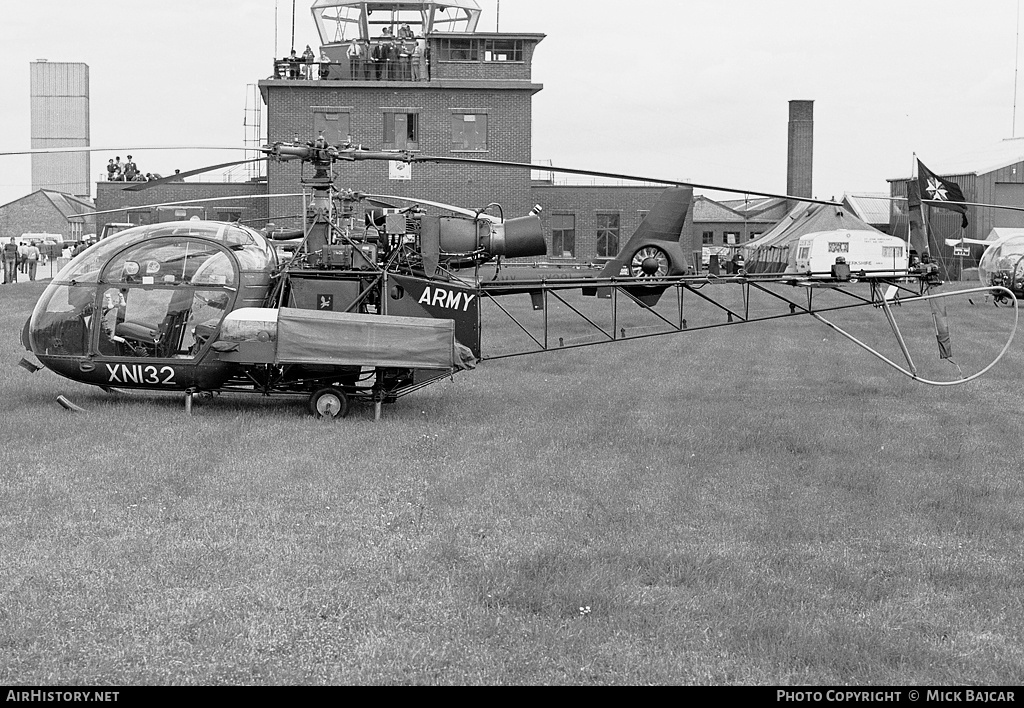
[438,39,479,61]
[313,108,351,146]
[702,231,714,245]
[383,112,419,150]
[217,209,243,223]
[724,231,739,245]
[451,113,488,151]
[551,213,575,258]
[484,39,523,62]
[596,214,620,258]
[749,232,761,240]
[128,209,154,226]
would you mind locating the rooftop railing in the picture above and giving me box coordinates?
[273,53,429,82]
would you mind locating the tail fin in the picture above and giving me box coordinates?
[597,187,693,278]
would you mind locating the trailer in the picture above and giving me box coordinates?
[793,229,909,277]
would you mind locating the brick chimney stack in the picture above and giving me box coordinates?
[787,100,814,201]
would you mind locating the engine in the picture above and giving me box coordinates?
[360,207,546,270]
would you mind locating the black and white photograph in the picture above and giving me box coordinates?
[1,0,1022,690]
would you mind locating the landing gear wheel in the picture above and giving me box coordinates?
[629,246,670,277]
[308,387,349,419]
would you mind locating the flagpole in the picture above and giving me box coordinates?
[908,153,919,248]
[916,154,936,256]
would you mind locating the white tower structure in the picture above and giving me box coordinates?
[30,60,90,198]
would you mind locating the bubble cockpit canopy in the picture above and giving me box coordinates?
[978,234,1024,288]
[28,221,277,361]
[51,221,276,286]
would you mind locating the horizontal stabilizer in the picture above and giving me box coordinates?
[944,238,989,247]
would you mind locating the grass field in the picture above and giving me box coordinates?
[2,277,1023,685]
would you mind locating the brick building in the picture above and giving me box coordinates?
[95,0,794,271]
[259,6,545,227]
[94,181,267,228]
[0,189,95,245]
[531,184,684,262]
[258,0,697,265]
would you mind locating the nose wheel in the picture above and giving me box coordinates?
[309,387,350,419]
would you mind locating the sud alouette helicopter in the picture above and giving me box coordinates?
[12,138,1020,419]
[944,231,1024,302]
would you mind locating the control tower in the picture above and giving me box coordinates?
[260,0,544,223]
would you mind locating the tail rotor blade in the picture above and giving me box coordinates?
[123,158,268,191]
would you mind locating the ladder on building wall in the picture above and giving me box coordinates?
[244,84,265,182]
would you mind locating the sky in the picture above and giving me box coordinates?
[0,0,1021,207]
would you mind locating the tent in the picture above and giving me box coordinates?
[742,202,885,274]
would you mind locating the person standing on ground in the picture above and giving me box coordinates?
[2,237,19,284]
[25,241,40,281]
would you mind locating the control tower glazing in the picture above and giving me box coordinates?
[310,0,481,42]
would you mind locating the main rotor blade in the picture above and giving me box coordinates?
[364,193,500,221]
[123,158,268,191]
[0,145,250,157]
[69,193,305,219]
[365,196,399,209]
[410,155,844,207]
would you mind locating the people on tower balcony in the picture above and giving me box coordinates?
[385,40,398,80]
[320,49,334,79]
[278,34,430,83]
[301,45,315,78]
[346,40,362,79]
[358,39,371,79]
[371,41,384,79]
[412,39,425,81]
[286,49,300,78]
[399,41,414,80]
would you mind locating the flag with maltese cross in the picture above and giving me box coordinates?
[917,159,968,229]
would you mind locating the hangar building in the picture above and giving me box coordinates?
[888,137,1024,279]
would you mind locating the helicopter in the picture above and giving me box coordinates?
[12,139,1020,419]
[942,232,1024,303]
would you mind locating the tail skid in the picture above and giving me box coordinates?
[811,286,1018,386]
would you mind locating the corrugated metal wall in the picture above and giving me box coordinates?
[30,62,90,197]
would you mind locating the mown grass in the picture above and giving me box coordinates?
[2,279,1023,685]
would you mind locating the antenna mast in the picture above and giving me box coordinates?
[1015,0,1020,136]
